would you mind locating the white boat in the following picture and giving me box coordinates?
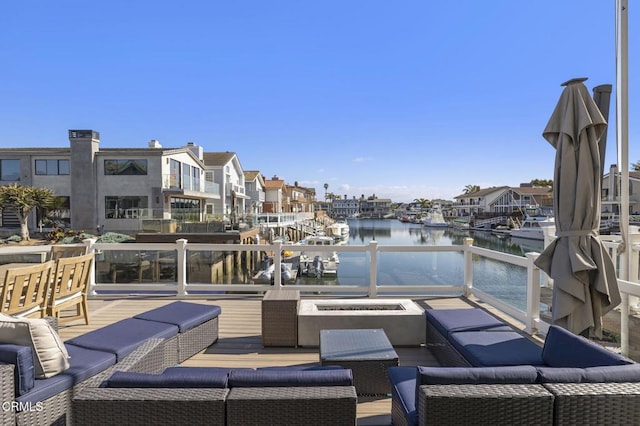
[252,260,298,284]
[298,235,340,278]
[326,220,350,241]
[423,206,449,228]
[510,215,555,241]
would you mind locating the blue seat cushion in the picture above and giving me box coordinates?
[388,366,418,426]
[133,302,222,332]
[105,367,229,388]
[426,308,512,337]
[542,325,632,368]
[66,318,178,361]
[537,364,640,383]
[0,344,35,396]
[448,330,544,367]
[228,368,353,387]
[17,344,115,404]
[417,365,538,385]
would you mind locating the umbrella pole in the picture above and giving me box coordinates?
[616,0,630,356]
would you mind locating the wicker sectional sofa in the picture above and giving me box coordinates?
[73,365,358,426]
[389,308,640,426]
[0,302,220,425]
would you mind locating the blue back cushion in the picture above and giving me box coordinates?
[0,344,35,396]
[537,364,640,383]
[228,368,353,387]
[105,368,229,388]
[417,366,538,385]
[542,325,632,368]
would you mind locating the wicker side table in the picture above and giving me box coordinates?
[262,290,300,347]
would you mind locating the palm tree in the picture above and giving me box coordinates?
[323,183,329,201]
[463,184,480,194]
[413,198,431,211]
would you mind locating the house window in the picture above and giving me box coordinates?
[105,196,148,219]
[0,160,20,181]
[35,159,70,175]
[183,164,191,190]
[104,159,148,175]
[169,159,181,188]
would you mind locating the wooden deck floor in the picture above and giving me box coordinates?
[57,295,491,426]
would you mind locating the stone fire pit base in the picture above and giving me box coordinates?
[297,299,425,347]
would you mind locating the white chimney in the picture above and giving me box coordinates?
[148,139,162,148]
[185,142,203,160]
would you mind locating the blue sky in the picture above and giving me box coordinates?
[0,1,636,202]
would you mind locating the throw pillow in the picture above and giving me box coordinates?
[0,314,70,378]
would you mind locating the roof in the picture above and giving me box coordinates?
[244,170,261,181]
[454,186,509,199]
[202,152,237,166]
[264,179,285,189]
[510,186,553,196]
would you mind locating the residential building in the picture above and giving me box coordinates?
[602,164,640,216]
[243,171,266,216]
[202,152,248,222]
[359,196,392,218]
[263,176,285,213]
[453,184,553,217]
[331,196,360,218]
[283,182,315,213]
[0,130,220,234]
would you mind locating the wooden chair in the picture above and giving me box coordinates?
[48,253,93,324]
[50,245,88,261]
[0,261,54,318]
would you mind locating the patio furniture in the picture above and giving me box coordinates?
[261,289,299,347]
[320,328,398,396]
[47,253,93,324]
[74,365,357,426]
[133,301,221,362]
[388,308,640,426]
[0,261,54,318]
[49,245,87,261]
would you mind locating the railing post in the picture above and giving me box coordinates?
[525,252,541,334]
[176,239,188,297]
[463,238,474,297]
[368,240,378,298]
[83,238,98,296]
[273,241,283,289]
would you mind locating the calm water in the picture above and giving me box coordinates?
[295,218,542,311]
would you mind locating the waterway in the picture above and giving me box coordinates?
[294,218,544,311]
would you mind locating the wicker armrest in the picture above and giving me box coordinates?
[0,363,16,425]
[226,386,357,426]
[544,382,640,425]
[419,384,554,426]
[73,387,228,426]
[80,338,166,390]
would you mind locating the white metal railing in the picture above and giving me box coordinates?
[2,236,640,357]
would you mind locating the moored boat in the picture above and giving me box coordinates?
[298,235,340,278]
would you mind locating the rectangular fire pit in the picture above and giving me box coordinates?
[298,299,425,347]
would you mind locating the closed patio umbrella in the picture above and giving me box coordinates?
[534,77,621,338]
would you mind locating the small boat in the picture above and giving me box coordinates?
[298,235,340,278]
[252,260,298,284]
[510,215,555,241]
[423,206,449,228]
[326,220,350,241]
